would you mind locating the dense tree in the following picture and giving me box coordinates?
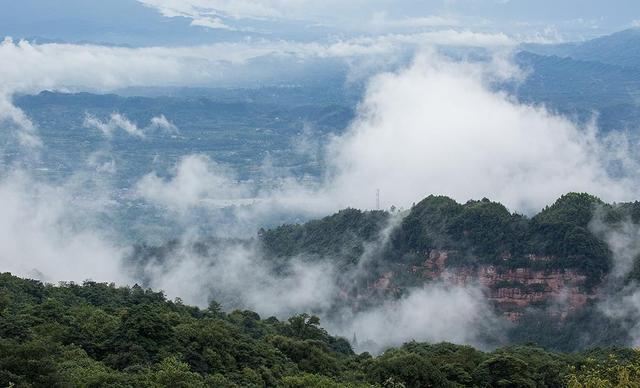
[2,272,634,387]
[368,350,451,388]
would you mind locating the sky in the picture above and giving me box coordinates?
[2,0,640,46]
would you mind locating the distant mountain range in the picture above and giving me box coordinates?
[524,28,640,68]
[504,29,640,133]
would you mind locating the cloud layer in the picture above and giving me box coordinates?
[116,50,640,222]
[3,26,640,353]
[322,52,640,213]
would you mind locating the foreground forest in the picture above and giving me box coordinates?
[1,272,639,388]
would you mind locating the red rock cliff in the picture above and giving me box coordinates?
[377,249,597,322]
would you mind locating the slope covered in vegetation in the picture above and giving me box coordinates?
[2,272,640,387]
[262,193,622,284]
[259,193,640,352]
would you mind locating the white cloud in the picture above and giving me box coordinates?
[84,113,146,138]
[139,0,286,21]
[137,210,502,351]
[0,34,512,96]
[134,0,517,40]
[338,284,502,353]
[317,30,514,58]
[590,215,640,346]
[190,16,232,30]
[0,37,268,93]
[136,154,252,214]
[592,216,640,279]
[0,93,41,148]
[143,240,338,315]
[137,0,381,30]
[127,50,640,219]
[83,113,177,138]
[149,114,179,134]
[369,12,461,30]
[321,52,640,214]
[0,170,132,284]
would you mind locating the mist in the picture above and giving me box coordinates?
[590,211,640,346]
[0,170,131,284]
[323,51,640,213]
[3,44,640,352]
[335,284,504,354]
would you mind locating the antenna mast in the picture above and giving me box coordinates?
[376,189,380,210]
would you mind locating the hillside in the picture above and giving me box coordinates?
[128,192,640,352]
[260,193,640,351]
[1,272,640,387]
[262,193,617,285]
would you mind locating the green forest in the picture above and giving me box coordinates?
[262,193,627,282]
[257,193,640,353]
[1,272,639,388]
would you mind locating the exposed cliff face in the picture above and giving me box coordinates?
[374,250,598,322]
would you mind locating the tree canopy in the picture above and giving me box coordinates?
[1,272,638,387]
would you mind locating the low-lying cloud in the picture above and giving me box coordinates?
[0,170,131,284]
[134,215,501,353]
[322,52,640,213]
[337,284,503,353]
[84,112,178,138]
[0,94,41,149]
[136,154,252,214]
[141,240,339,317]
[591,214,640,346]
[125,48,631,221]
[0,33,513,96]
[84,113,145,138]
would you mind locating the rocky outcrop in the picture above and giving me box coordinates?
[371,271,394,291]
[416,250,596,321]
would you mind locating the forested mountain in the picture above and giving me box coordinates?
[262,193,617,284]
[259,193,640,352]
[126,192,640,357]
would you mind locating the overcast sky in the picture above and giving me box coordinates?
[3,0,640,46]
